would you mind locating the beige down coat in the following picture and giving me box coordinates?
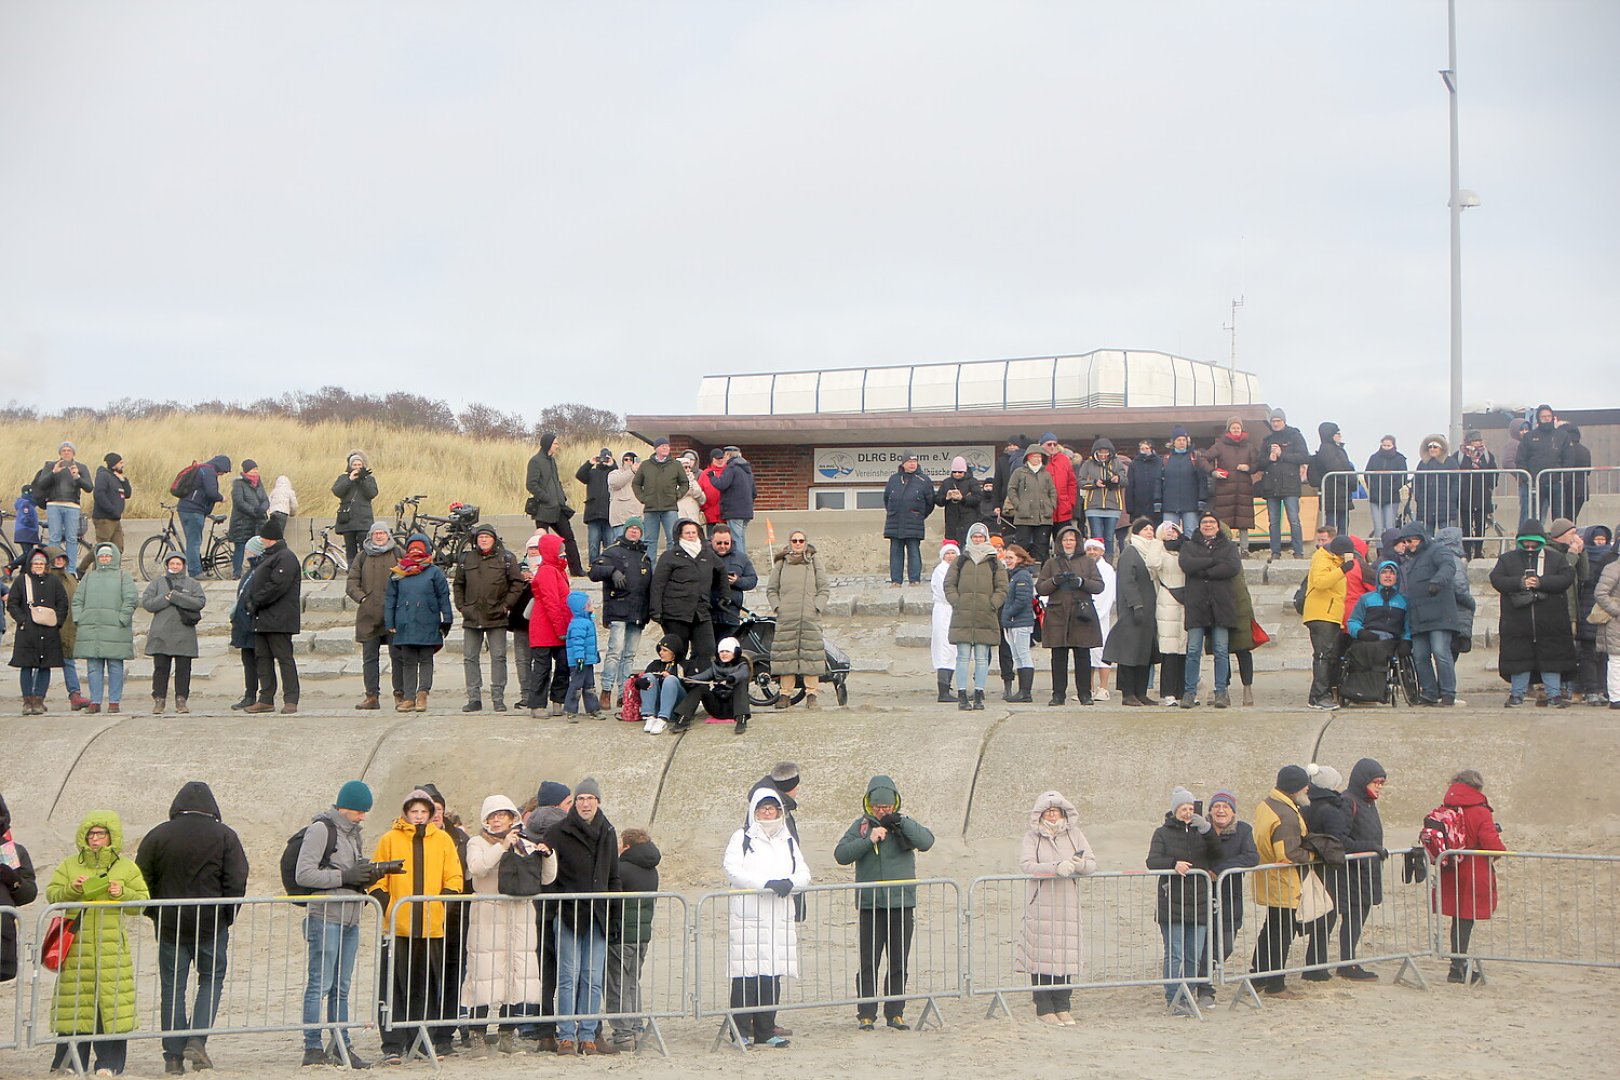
[459,820,557,1010]
[768,545,830,675]
[1016,792,1098,977]
[1139,534,1189,655]
[1594,560,1620,657]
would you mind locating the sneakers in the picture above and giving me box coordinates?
[1178,698,1199,709]
[735,717,748,734]
[885,1016,910,1030]
[760,1036,791,1048]
[644,715,668,734]
[300,1048,329,1067]
[857,1018,876,1031]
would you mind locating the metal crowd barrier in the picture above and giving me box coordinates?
[382,891,688,1063]
[692,879,962,1052]
[27,895,384,1074]
[1531,466,1620,531]
[1317,468,1532,554]
[1,905,24,1051]
[967,870,1213,1020]
[1434,850,1620,984]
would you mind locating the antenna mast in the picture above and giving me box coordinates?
[1224,295,1246,396]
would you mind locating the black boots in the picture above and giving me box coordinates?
[936,670,955,702]
[958,690,971,711]
[971,690,985,711]
[1002,677,1016,701]
[1009,669,1034,703]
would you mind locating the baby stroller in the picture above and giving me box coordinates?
[734,608,852,708]
[1338,638,1422,707]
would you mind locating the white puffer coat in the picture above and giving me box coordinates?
[459,796,557,1010]
[1015,792,1098,977]
[723,789,812,978]
[1139,534,1188,654]
[930,555,958,671]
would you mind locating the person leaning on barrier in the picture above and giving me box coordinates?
[1299,765,1351,982]
[371,788,464,1064]
[833,775,936,1032]
[1364,435,1409,546]
[46,810,151,1077]
[1334,759,1388,981]
[296,780,387,1069]
[462,795,556,1057]
[541,777,622,1057]
[1202,790,1258,978]
[724,790,810,1050]
[606,827,662,1053]
[1434,770,1506,984]
[1249,765,1312,998]
[135,781,249,1075]
[1412,436,1460,533]
[1147,787,1221,1014]
[1017,791,1097,1026]
[0,793,39,984]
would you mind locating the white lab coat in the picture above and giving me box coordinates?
[930,557,958,670]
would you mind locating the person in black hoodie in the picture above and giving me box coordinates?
[1145,786,1223,1013]
[1125,439,1165,528]
[0,793,39,985]
[543,777,621,1056]
[1299,765,1351,981]
[1337,758,1387,980]
[1311,423,1355,538]
[135,781,250,1073]
[1364,436,1410,545]
[575,449,617,565]
[88,453,132,572]
[605,828,661,1052]
[933,457,983,544]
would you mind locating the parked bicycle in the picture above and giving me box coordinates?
[0,508,20,573]
[301,520,351,581]
[391,495,479,570]
[140,501,233,581]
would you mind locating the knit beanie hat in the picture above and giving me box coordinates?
[1547,518,1577,539]
[1307,763,1343,791]
[1171,425,1189,440]
[258,515,284,542]
[624,516,643,531]
[1210,789,1238,813]
[240,459,257,472]
[104,452,123,468]
[1169,786,1197,813]
[1276,765,1310,793]
[1268,408,1287,423]
[1328,535,1356,556]
[245,536,267,560]
[536,781,571,807]
[574,776,603,801]
[336,780,373,812]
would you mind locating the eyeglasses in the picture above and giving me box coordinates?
[789,538,807,545]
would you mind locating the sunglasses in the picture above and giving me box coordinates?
[789,538,807,544]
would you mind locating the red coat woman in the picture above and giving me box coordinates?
[528,534,572,648]
[1436,776,1505,920]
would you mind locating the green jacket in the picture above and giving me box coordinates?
[46,810,150,1035]
[70,543,138,660]
[631,455,690,513]
[833,775,935,909]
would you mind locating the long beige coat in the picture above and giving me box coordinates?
[1015,793,1098,977]
[1139,535,1188,654]
[459,831,557,1010]
[768,546,830,675]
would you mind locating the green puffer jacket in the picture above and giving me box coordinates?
[70,544,138,660]
[833,776,935,909]
[46,810,150,1035]
[631,455,690,513]
[944,550,1009,647]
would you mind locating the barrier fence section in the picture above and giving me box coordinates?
[27,895,384,1073]
[692,879,962,1052]
[1215,852,1430,1009]
[1434,851,1620,983]
[1317,468,1532,554]
[1,905,24,1051]
[966,870,1213,1020]
[382,892,688,1062]
[1531,466,1620,532]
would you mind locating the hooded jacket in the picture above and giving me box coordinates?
[1076,441,1125,513]
[462,802,555,1009]
[1045,444,1079,523]
[1516,410,1570,478]
[372,811,464,938]
[1125,449,1165,520]
[833,776,935,909]
[946,535,1011,647]
[724,789,810,978]
[1146,810,1222,924]
[1403,532,1468,635]
[882,466,936,539]
[1251,790,1309,908]
[1576,526,1618,645]
[46,811,150,1035]
[631,452,690,513]
[613,837,662,946]
[1302,542,1350,625]
[1034,527,1105,649]
[607,464,643,527]
[1489,541,1577,677]
[1301,783,1352,901]
[70,543,138,660]
[330,451,378,535]
[92,465,131,521]
[1412,435,1460,525]
[267,474,298,518]
[1016,792,1096,975]
[454,526,526,629]
[526,438,571,524]
[1311,423,1356,512]
[527,533,573,647]
[1003,450,1058,525]
[1342,759,1386,908]
[141,562,207,657]
[1436,780,1505,920]
[228,473,270,542]
[565,591,600,667]
[7,559,69,668]
[0,794,39,983]
[347,539,405,641]
[385,535,454,647]
[176,454,232,515]
[1348,567,1410,640]
[134,782,250,942]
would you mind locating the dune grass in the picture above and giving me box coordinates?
[1,415,633,521]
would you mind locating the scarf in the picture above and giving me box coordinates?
[364,534,395,557]
[755,817,785,840]
[964,531,996,563]
[679,537,702,559]
[393,549,433,577]
[1026,461,1043,473]
[1038,816,1067,838]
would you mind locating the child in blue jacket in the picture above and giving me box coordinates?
[11,487,41,572]
[564,590,603,718]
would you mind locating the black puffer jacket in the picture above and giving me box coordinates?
[543,807,621,934]
[649,529,724,625]
[574,460,614,524]
[247,541,301,634]
[453,528,526,629]
[0,794,39,983]
[933,475,983,543]
[1178,529,1241,629]
[1145,813,1222,924]
[589,536,653,627]
[1302,784,1353,902]
[134,782,250,943]
[1342,758,1387,908]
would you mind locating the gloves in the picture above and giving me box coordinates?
[341,862,378,888]
[1427,583,1441,596]
[0,865,18,888]
[439,622,453,636]
[879,813,903,830]
[1356,629,1378,642]
[1055,857,1077,877]
[1395,640,1413,657]
[1190,813,1211,834]
[611,570,627,590]
[764,878,793,898]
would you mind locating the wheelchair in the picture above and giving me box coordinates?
[1338,638,1423,707]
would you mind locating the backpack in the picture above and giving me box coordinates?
[170,461,204,499]
[1419,804,1470,867]
[280,817,338,905]
[1293,574,1309,615]
[618,676,643,723]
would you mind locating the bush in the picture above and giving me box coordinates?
[536,403,621,444]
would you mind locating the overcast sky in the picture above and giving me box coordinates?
[2,1,1615,449]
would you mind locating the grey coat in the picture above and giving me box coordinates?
[944,551,1009,646]
[767,547,829,675]
[1100,541,1156,666]
[346,543,404,642]
[141,573,206,658]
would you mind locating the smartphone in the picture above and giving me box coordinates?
[1193,800,1203,817]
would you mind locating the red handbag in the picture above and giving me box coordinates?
[1250,619,1271,647]
[41,913,81,972]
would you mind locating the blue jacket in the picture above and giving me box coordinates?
[1000,565,1036,629]
[1348,585,1410,640]
[710,547,758,625]
[1157,449,1208,514]
[229,557,260,650]
[565,591,600,667]
[384,541,453,647]
[711,457,756,520]
[1401,535,1467,634]
[882,469,935,540]
[178,455,231,515]
[12,496,40,543]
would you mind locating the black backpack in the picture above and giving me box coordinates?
[497,846,548,897]
[280,817,338,905]
[1293,573,1309,615]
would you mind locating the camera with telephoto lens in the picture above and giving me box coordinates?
[375,859,406,876]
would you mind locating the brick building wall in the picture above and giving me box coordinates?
[669,437,815,511]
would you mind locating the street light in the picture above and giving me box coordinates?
[1442,0,1480,452]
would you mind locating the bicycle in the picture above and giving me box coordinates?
[0,508,19,573]
[393,495,479,571]
[302,520,351,581]
[140,501,233,581]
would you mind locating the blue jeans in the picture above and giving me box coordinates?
[1003,627,1034,669]
[726,519,750,558]
[1411,629,1456,700]
[604,622,644,696]
[1184,625,1230,698]
[1266,497,1302,557]
[1510,669,1562,698]
[646,673,683,719]
[955,643,993,691]
[18,667,50,696]
[586,520,612,564]
[554,916,607,1043]
[641,511,679,560]
[302,917,360,1050]
[61,658,80,695]
[1160,921,1209,1003]
[231,540,248,578]
[1369,502,1401,538]
[889,538,923,584]
[47,504,82,569]
[158,931,229,1057]
[1162,511,1200,536]
[84,658,126,706]
[1086,511,1120,558]
[179,511,207,577]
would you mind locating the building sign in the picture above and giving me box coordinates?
[813,445,996,484]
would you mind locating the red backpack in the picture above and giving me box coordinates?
[618,677,642,723]
[169,461,203,499]
[1419,804,1470,866]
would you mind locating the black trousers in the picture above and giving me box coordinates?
[529,644,569,706]
[1160,653,1186,701]
[1251,905,1297,991]
[1234,648,1255,687]
[1577,639,1607,696]
[856,907,914,1021]
[254,632,299,704]
[1307,620,1342,703]
[1337,900,1369,963]
[1014,524,1052,563]
[1116,664,1152,699]
[381,936,447,1052]
[397,644,435,695]
[729,975,781,1042]
[152,654,192,699]
[535,517,585,577]
[238,649,258,703]
[1049,647,1091,699]
[361,635,405,699]
[1030,973,1072,1015]
[534,901,559,1038]
[673,685,748,724]
[659,617,716,672]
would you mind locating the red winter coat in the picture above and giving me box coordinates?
[1435,781,1505,920]
[1341,535,1372,628]
[699,467,724,525]
[528,534,573,648]
[1048,451,1078,525]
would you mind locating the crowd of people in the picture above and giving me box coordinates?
[0,755,1510,1069]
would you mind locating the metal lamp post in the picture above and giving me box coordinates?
[1442,0,1480,452]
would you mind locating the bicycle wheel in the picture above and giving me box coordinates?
[139,535,179,582]
[204,538,234,579]
[302,552,339,581]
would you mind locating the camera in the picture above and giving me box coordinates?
[375,859,406,876]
